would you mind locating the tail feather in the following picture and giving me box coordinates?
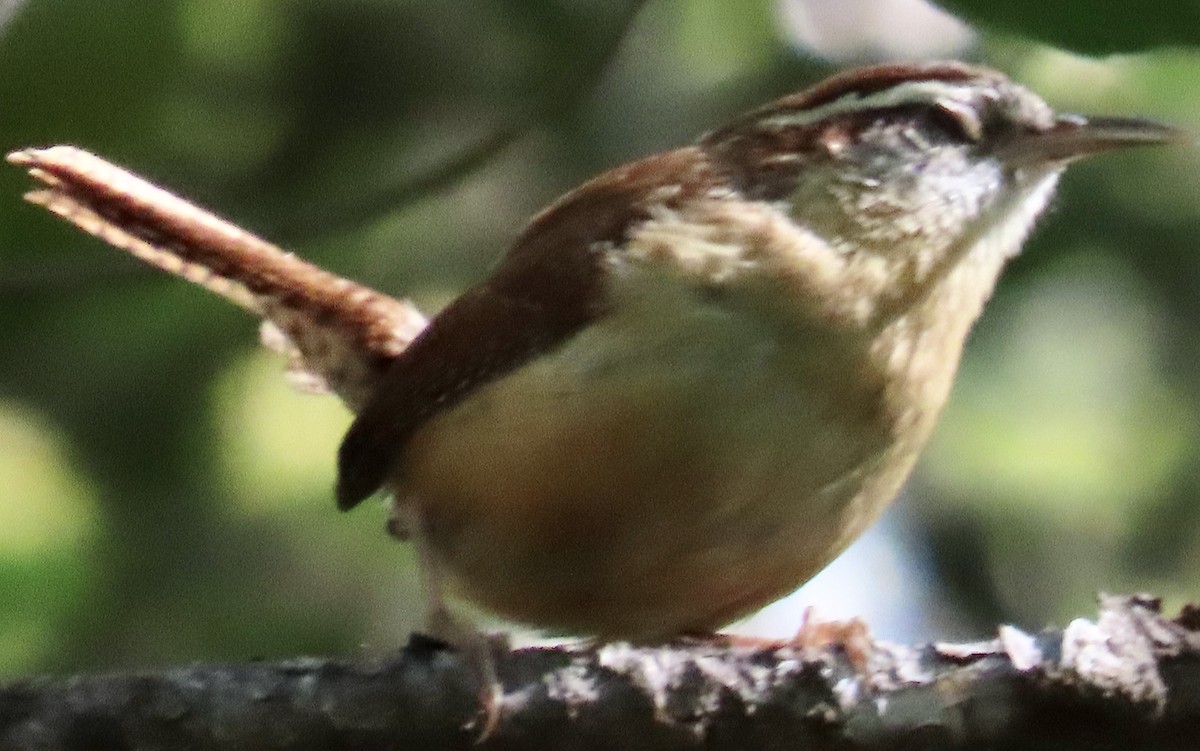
[8,146,427,411]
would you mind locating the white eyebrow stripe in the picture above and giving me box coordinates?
[757,80,986,131]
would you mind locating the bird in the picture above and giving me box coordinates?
[9,59,1182,657]
[333,61,1182,642]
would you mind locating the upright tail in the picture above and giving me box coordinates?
[7,146,427,411]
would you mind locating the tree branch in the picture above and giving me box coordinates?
[3,595,1199,750]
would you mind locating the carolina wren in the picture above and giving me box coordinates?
[8,62,1181,646]
[334,61,1181,638]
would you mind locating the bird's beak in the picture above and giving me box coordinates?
[999,115,1188,166]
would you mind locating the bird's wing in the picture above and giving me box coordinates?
[335,146,730,509]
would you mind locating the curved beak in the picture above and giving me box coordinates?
[999,115,1189,166]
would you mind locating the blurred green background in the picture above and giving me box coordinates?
[0,0,1197,677]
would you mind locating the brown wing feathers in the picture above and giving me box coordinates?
[335,284,592,508]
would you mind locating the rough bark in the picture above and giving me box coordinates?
[2,595,1198,750]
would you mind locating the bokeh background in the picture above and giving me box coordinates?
[1,0,1198,678]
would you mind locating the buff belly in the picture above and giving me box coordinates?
[398,273,907,638]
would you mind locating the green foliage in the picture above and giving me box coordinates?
[0,0,1197,678]
[936,0,1200,53]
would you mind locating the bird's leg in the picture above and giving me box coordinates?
[390,499,506,738]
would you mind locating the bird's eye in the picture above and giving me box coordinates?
[930,99,984,142]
